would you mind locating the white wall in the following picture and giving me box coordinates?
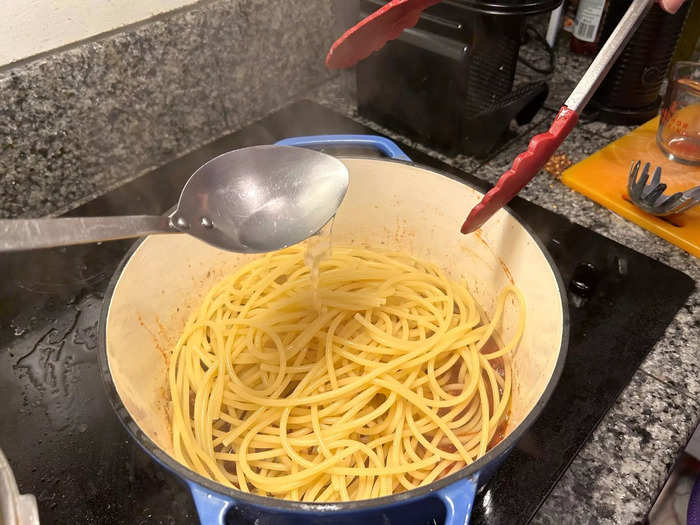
[0,0,199,67]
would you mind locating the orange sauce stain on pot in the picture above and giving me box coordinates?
[474,230,514,285]
[137,314,169,365]
[489,412,510,449]
[481,335,512,449]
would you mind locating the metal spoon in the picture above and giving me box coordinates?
[0,145,349,253]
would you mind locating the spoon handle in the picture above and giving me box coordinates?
[0,215,174,252]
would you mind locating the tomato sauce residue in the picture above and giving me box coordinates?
[137,314,169,365]
[489,415,509,449]
[480,336,511,450]
[155,316,169,345]
[474,230,514,284]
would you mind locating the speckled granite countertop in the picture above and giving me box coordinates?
[309,66,699,524]
[0,1,696,520]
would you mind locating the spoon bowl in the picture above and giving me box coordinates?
[170,145,349,252]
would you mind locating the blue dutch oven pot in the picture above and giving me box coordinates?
[99,135,569,525]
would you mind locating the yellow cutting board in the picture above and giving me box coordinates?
[561,116,700,258]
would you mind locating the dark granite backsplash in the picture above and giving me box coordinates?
[0,0,355,219]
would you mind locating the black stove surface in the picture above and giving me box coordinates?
[0,101,694,525]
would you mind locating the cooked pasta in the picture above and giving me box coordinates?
[168,243,524,501]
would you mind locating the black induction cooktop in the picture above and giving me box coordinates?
[0,101,694,525]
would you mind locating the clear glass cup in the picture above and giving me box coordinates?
[657,61,700,166]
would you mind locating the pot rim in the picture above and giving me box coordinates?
[97,156,570,512]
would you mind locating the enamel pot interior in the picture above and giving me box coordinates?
[101,157,567,511]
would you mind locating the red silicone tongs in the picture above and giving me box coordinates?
[326,0,442,70]
[461,0,655,233]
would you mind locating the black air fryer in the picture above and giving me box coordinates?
[356,0,562,157]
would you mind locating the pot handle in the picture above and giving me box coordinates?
[275,134,412,161]
[187,481,235,524]
[436,474,479,525]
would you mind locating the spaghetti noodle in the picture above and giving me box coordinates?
[168,244,525,501]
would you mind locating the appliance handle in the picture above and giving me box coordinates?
[188,482,235,524]
[436,474,479,525]
[275,134,412,161]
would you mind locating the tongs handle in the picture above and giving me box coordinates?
[326,0,441,70]
[460,0,655,234]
